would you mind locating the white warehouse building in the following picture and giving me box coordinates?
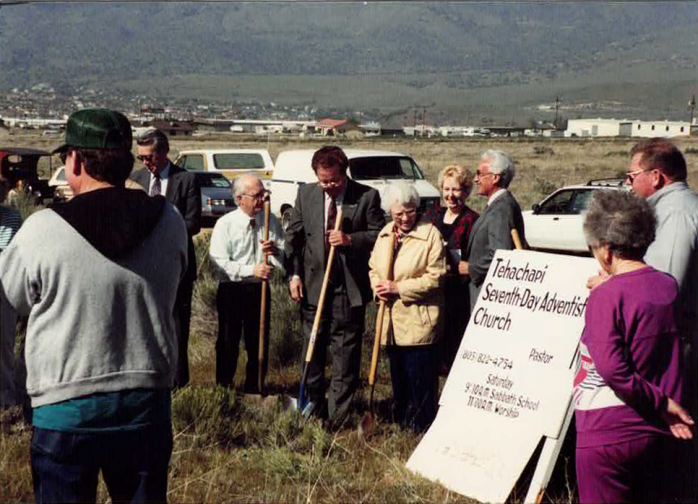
[566,118,692,138]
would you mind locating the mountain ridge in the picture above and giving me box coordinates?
[1,3,696,120]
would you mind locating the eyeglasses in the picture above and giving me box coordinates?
[318,179,344,189]
[475,170,495,179]
[625,168,654,183]
[241,190,269,200]
[393,208,417,219]
[137,154,157,163]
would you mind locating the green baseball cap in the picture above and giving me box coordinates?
[52,108,132,154]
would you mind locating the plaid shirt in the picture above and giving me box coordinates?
[424,203,479,254]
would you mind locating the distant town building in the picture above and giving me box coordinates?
[566,118,692,138]
[145,120,195,137]
[316,118,361,136]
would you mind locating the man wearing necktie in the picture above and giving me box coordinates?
[462,150,525,311]
[284,146,385,424]
[131,129,201,388]
[209,173,284,391]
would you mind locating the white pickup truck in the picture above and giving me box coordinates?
[270,149,441,228]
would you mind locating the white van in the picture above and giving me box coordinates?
[270,149,441,228]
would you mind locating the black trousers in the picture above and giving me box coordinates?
[300,283,365,423]
[438,275,471,375]
[172,277,194,389]
[387,344,438,434]
[216,282,270,392]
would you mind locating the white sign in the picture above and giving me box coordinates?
[407,250,598,503]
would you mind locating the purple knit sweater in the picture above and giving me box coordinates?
[573,266,684,448]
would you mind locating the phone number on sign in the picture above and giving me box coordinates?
[461,350,513,370]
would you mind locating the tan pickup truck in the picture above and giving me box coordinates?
[173,149,273,188]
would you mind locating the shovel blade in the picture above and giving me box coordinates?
[358,412,376,438]
[280,394,300,411]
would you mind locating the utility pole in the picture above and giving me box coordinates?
[422,107,426,137]
[554,96,562,130]
[689,94,696,125]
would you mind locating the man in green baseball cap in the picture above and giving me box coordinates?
[52,108,133,154]
[1,108,187,503]
[52,108,134,192]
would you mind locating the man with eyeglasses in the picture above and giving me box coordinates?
[284,146,385,423]
[0,109,187,502]
[462,149,525,311]
[131,129,201,389]
[592,139,698,364]
[208,173,284,392]
[587,138,698,501]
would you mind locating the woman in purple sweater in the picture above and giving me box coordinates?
[574,190,694,503]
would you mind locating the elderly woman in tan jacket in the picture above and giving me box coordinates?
[369,182,446,433]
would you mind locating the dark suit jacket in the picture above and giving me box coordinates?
[284,178,385,308]
[465,190,525,309]
[131,162,201,282]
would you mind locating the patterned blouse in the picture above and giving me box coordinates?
[425,203,479,268]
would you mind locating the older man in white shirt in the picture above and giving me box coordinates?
[209,173,284,393]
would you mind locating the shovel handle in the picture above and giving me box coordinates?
[258,198,272,392]
[304,206,343,363]
[367,232,397,387]
[368,301,386,386]
[511,228,524,250]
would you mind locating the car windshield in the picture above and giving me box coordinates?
[196,174,232,188]
[349,156,424,180]
[213,153,266,170]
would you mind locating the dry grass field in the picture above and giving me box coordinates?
[1,132,696,503]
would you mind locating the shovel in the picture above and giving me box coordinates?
[297,206,344,416]
[257,195,271,395]
[358,231,397,437]
[511,228,524,250]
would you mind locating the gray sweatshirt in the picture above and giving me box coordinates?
[0,188,188,407]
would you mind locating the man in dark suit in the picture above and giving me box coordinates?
[463,149,525,311]
[131,129,201,388]
[285,146,385,423]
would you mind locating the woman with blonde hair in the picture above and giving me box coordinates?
[425,164,479,374]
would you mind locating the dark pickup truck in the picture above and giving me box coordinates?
[1,147,56,204]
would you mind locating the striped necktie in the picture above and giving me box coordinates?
[150,173,161,197]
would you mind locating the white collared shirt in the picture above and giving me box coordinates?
[209,208,285,283]
[149,163,171,196]
[487,188,508,206]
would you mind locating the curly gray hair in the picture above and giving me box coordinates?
[233,172,264,199]
[381,182,420,214]
[583,190,656,261]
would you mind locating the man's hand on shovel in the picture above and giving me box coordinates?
[260,238,279,256]
[253,263,274,281]
[326,229,352,248]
